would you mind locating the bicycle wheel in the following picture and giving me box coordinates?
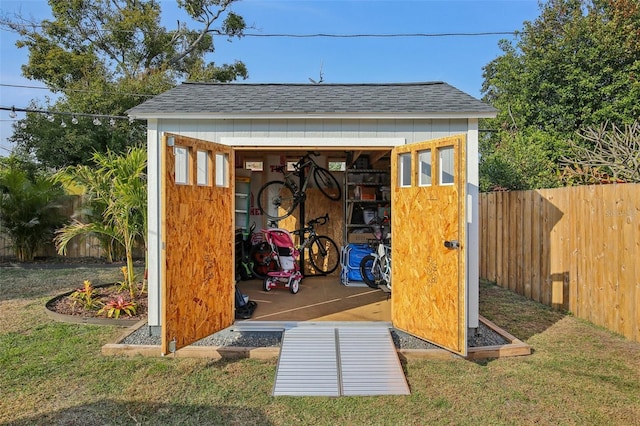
[360,254,382,289]
[257,180,297,220]
[313,167,342,201]
[308,235,340,274]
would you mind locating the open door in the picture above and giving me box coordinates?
[161,133,235,355]
[391,135,467,356]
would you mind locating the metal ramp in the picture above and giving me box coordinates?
[273,324,410,396]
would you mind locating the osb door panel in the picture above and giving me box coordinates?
[391,135,467,356]
[162,134,234,354]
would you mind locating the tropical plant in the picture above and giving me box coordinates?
[98,295,137,319]
[0,159,66,261]
[55,147,147,297]
[69,280,103,311]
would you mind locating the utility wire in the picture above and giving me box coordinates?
[1,23,518,38]
[242,31,517,38]
[0,83,155,98]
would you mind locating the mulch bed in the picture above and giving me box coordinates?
[47,283,148,321]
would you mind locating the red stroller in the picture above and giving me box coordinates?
[261,228,303,294]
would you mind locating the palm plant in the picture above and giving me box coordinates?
[0,165,66,262]
[55,147,147,297]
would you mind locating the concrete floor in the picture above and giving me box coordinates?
[236,275,391,322]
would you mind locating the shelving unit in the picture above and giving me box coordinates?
[235,176,251,237]
[343,168,391,244]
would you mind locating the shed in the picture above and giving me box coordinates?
[127,82,497,356]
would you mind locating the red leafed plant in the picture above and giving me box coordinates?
[98,296,137,319]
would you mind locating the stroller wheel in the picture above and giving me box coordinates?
[263,279,273,292]
[289,279,299,294]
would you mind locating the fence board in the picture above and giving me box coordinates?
[508,192,518,293]
[495,192,503,284]
[479,183,640,343]
[487,193,497,282]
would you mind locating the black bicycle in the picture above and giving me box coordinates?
[257,153,341,220]
[249,213,340,278]
[291,213,340,275]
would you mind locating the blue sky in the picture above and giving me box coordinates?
[0,0,542,154]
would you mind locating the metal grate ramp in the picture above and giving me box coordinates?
[273,325,410,396]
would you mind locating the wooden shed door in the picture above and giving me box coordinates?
[391,135,467,356]
[161,134,235,355]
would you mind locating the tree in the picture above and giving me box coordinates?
[479,129,563,192]
[480,0,640,190]
[483,0,640,135]
[562,121,640,183]
[55,147,147,297]
[2,0,248,168]
[0,157,66,261]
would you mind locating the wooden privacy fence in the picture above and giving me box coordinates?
[480,183,639,343]
[0,196,105,259]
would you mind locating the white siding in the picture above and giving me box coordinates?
[146,117,480,330]
[153,118,467,144]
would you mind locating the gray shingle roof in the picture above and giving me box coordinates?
[127,81,496,117]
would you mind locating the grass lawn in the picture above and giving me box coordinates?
[1,266,639,425]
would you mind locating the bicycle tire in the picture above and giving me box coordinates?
[360,254,382,289]
[257,180,297,220]
[313,167,342,201]
[308,235,340,274]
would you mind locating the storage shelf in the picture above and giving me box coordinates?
[344,168,391,246]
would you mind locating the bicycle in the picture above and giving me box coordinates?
[359,216,392,291]
[257,153,341,220]
[291,213,340,275]
[249,213,340,278]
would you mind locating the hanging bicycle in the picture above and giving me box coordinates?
[257,153,341,220]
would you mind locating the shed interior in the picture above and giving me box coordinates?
[232,147,394,318]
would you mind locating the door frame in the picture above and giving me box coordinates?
[155,134,474,356]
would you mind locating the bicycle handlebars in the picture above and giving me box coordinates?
[308,213,329,227]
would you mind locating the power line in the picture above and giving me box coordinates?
[0,83,155,98]
[1,23,518,38]
[242,31,517,38]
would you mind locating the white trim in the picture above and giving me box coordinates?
[147,120,161,327]
[129,111,497,121]
[220,137,405,148]
[466,119,480,330]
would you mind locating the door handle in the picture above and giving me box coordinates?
[444,240,460,250]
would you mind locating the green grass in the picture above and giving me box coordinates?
[1,267,639,425]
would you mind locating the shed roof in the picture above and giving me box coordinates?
[127,81,496,119]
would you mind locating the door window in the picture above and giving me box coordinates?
[196,150,210,186]
[215,153,229,187]
[418,149,432,187]
[174,146,189,185]
[399,153,412,187]
[439,146,455,185]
